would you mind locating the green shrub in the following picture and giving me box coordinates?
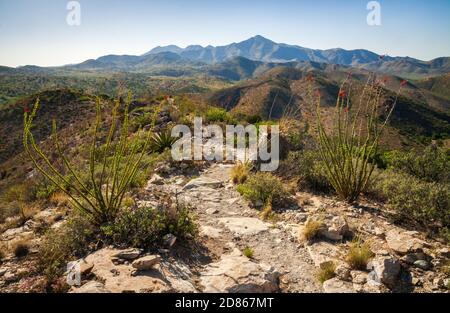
[280,151,332,193]
[242,247,254,259]
[205,107,235,124]
[386,145,450,184]
[101,204,197,249]
[375,171,450,233]
[38,212,96,281]
[237,172,289,207]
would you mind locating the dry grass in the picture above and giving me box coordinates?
[259,200,277,221]
[300,218,324,242]
[49,192,70,207]
[317,261,336,283]
[346,240,374,270]
[231,161,251,185]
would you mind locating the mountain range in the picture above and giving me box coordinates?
[2,36,450,80]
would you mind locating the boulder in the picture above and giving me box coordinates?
[367,256,401,288]
[385,230,425,255]
[111,248,142,261]
[200,251,279,293]
[132,255,162,271]
[307,242,342,268]
[322,278,355,293]
[413,260,431,270]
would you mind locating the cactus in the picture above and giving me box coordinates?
[311,74,403,203]
[23,94,161,225]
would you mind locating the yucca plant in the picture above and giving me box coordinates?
[311,74,404,203]
[23,94,161,225]
[149,130,178,153]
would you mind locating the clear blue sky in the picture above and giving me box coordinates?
[0,0,449,67]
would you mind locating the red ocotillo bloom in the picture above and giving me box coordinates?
[338,90,346,98]
[24,106,30,113]
[400,80,408,87]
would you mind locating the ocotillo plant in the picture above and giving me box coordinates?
[311,74,404,203]
[23,94,161,225]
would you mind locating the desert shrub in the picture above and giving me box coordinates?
[230,161,251,184]
[386,145,450,184]
[375,171,450,233]
[237,172,289,207]
[317,261,336,283]
[280,150,332,193]
[301,218,325,242]
[38,212,96,281]
[23,95,161,225]
[150,130,178,153]
[242,247,254,259]
[13,241,30,258]
[205,107,235,124]
[101,204,197,249]
[346,240,374,270]
[311,75,404,203]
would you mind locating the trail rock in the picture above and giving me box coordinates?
[413,260,431,270]
[307,242,342,267]
[70,281,110,293]
[132,255,162,271]
[367,256,401,288]
[385,230,425,255]
[111,248,142,261]
[183,177,223,190]
[199,225,222,239]
[322,278,355,293]
[218,217,269,236]
[200,252,279,293]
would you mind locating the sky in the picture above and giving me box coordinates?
[0,0,449,67]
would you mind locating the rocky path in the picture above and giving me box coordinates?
[141,163,322,293]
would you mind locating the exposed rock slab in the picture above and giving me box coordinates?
[385,230,426,255]
[218,217,269,236]
[200,251,279,293]
[322,278,355,293]
[307,242,342,267]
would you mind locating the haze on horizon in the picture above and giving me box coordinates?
[0,0,449,67]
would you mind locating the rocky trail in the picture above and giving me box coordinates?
[1,160,449,293]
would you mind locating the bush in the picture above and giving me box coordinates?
[205,107,235,124]
[386,145,450,184]
[101,204,197,249]
[279,151,332,193]
[317,261,336,283]
[301,218,324,242]
[346,240,374,270]
[230,161,251,185]
[38,212,96,281]
[13,241,30,258]
[242,247,254,259]
[375,171,450,234]
[237,172,289,207]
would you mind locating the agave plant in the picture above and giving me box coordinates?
[23,94,161,225]
[150,130,178,153]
